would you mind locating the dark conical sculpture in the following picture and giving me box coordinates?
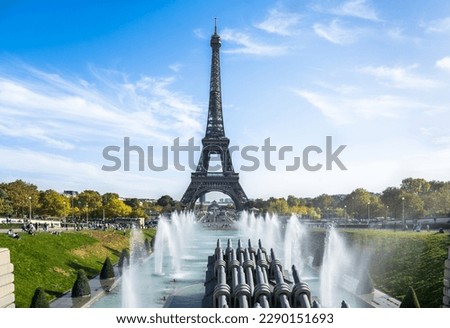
[100,257,115,280]
[30,288,49,308]
[71,269,91,297]
[399,286,420,308]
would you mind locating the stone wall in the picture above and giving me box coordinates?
[0,248,15,308]
[444,246,450,308]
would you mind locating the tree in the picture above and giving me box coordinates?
[402,192,425,219]
[157,195,174,207]
[344,189,370,220]
[267,198,290,215]
[104,197,132,218]
[343,189,384,220]
[124,198,148,218]
[71,269,91,297]
[401,178,430,195]
[380,187,403,219]
[290,204,309,217]
[248,198,269,213]
[307,206,321,220]
[1,180,39,218]
[287,195,305,207]
[423,182,450,217]
[100,257,115,280]
[30,288,49,308]
[38,189,70,217]
[75,190,102,219]
[157,195,175,212]
[313,194,333,213]
[0,187,12,216]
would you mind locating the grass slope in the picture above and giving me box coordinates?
[0,229,155,308]
[346,230,450,308]
[309,229,450,307]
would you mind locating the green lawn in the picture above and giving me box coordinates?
[0,228,155,308]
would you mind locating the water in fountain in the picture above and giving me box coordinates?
[122,226,146,307]
[236,211,309,277]
[236,211,283,253]
[153,211,197,276]
[319,225,370,307]
[93,211,370,308]
[92,211,233,308]
[283,214,309,274]
[237,211,371,307]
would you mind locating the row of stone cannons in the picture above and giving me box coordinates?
[202,239,349,308]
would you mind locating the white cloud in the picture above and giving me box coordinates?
[254,8,301,36]
[220,29,287,56]
[359,65,440,89]
[0,146,180,197]
[313,19,360,44]
[294,89,430,125]
[425,17,450,33]
[386,27,421,44]
[0,63,208,198]
[0,64,204,151]
[193,28,206,39]
[436,57,450,73]
[169,63,183,73]
[330,0,379,21]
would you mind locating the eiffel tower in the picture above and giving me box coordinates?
[180,22,248,211]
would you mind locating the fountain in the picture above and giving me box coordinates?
[153,212,197,275]
[92,210,391,308]
[237,212,310,280]
[319,225,351,307]
[91,211,235,308]
[121,227,145,307]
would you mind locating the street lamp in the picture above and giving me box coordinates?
[367,202,370,222]
[86,205,89,228]
[71,194,74,221]
[63,201,68,230]
[28,196,32,222]
[402,196,405,230]
[344,205,347,226]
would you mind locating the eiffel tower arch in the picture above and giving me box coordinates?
[181,22,248,211]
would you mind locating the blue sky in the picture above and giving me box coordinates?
[1,0,450,200]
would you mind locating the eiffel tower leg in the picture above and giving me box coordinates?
[181,176,248,211]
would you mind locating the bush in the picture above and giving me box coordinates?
[400,286,420,308]
[71,269,91,297]
[30,288,49,308]
[118,249,130,274]
[144,238,151,254]
[100,257,115,280]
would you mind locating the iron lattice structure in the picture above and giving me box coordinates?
[181,24,248,211]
